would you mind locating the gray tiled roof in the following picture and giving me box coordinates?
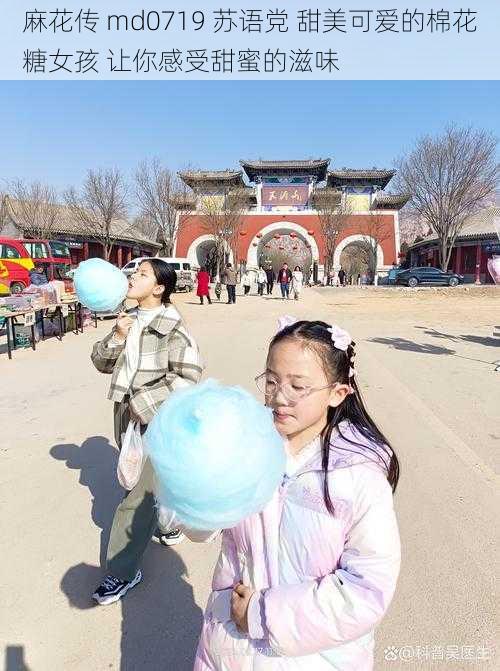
[410,206,500,248]
[178,170,245,188]
[371,193,411,210]
[5,199,161,248]
[327,169,395,189]
[240,159,330,169]
[241,159,330,182]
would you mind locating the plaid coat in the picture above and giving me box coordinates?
[91,304,204,427]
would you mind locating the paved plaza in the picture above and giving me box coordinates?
[1,285,498,670]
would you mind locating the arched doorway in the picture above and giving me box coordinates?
[334,234,384,283]
[258,231,312,277]
[195,239,217,276]
[246,222,320,283]
[339,241,371,282]
[186,235,234,278]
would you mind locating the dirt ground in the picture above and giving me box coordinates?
[1,285,498,671]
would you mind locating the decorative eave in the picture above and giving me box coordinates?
[371,193,411,210]
[178,170,245,189]
[327,169,395,189]
[240,159,330,183]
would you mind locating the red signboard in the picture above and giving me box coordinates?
[261,185,309,207]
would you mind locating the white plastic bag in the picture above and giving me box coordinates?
[117,421,145,490]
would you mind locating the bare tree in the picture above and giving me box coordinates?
[315,189,352,275]
[341,244,370,280]
[358,210,393,282]
[0,192,8,233]
[65,168,129,261]
[399,209,431,245]
[131,214,159,246]
[195,188,246,276]
[135,158,189,255]
[395,126,500,270]
[5,180,61,239]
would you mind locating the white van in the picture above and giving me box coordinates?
[121,257,193,292]
[121,257,148,277]
[159,257,194,292]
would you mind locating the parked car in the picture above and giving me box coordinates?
[121,256,194,292]
[395,266,464,288]
[387,265,408,285]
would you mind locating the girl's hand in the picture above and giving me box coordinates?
[230,582,255,634]
[115,312,134,341]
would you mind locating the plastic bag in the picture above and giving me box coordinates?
[117,421,145,490]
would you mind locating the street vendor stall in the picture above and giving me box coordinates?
[0,279,96,359]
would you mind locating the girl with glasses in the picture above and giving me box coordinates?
[192,317,400,670]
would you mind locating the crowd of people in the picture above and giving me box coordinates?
[196,262,307,304]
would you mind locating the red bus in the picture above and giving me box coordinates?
[20,239,72,281]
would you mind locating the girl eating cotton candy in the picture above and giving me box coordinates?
[90,258,204,605]
[148,315,401,670]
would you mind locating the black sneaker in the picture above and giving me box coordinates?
[92,570,142,605]
[152,528,185,547]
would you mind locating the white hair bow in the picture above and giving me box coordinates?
[276,315,299,333]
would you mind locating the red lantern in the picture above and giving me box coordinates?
[308,230,315,236]
[290,232,296,238]
[256,233,263,238]
[239,230,247,236]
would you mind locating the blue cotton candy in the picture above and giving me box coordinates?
[145,379,286,530]
[74,258,128,312]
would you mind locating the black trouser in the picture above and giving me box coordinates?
[244,285,250,295]
[267,281,274,295]
[227,285,236,303]
[199,294,212,304]
[257,283,265,296]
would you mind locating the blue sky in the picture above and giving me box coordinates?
[0,81,498,193]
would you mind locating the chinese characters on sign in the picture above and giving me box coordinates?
[261,186,309,207]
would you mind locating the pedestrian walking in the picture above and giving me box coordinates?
[291,265,304,300]
[196,266,212,305]
[242,270,252,295]
[277,263,292,299]
[338,267,346,287]
[221,262,237,304]
[90,259,204,605]
[257,266,267,296]
[214,274,222,301]
[265,265,275,295]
